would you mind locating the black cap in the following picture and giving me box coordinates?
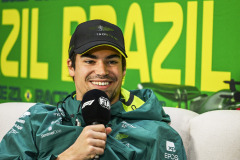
[68,20,127,58]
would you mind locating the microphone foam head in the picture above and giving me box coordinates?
[81,89,111,125]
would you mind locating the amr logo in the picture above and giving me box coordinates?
[166,141,176,152]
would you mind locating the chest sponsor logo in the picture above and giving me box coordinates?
[121,121,136,128]
[41,129,62,138]
[115,133,129,140]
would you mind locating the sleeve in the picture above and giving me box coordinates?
[0,107,59,160]
[0,108,38,159]
[160,130,187,160]
[149,123,187,160]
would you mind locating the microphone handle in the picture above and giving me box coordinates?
[92,155,99,160]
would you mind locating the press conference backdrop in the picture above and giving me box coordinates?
[0,0,240,107]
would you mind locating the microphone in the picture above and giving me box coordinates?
[81,89,111,160]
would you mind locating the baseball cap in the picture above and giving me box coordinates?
[68,20,127,58]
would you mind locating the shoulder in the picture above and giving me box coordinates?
[136,119,182,143]
[28,103,57,113]
[128,88,154,100]
[22,103,61,132]
[26,103,58,121]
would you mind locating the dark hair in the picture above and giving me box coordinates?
[69,53,77,69]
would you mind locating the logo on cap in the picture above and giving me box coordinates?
[98,25,104,31]
[96,25,114,32]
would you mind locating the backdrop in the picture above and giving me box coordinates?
[1,0,240,107]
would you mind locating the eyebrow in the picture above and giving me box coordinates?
[81,54,121,59]
[106,54,121,59]
[81,54,97,59]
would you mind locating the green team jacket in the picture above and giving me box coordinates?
[0,88,186,160]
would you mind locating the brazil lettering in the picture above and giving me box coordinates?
[0,1,231,94]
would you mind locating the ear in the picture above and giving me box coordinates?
[67,59,75,77]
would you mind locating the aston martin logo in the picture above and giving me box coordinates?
[97,25,114,31]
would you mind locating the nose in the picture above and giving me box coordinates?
[95,61,109,75]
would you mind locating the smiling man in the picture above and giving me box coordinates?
[68,46,125,104]
[0,20,186,160]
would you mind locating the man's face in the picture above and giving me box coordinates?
[68,46,126,104]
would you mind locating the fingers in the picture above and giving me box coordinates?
[83,126,109,158]
[85,136,106,148]
[84,125,108,140]
[82,125,112,149]
[57,124,111,159]
[85,125,112,138]
[88,124,106,132]
[86,143,105,156]
[83,125,112,155]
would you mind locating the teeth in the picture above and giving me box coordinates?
[92,82,109,86]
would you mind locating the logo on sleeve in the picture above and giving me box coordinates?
[166,141,176,152]
[165,141,178,160]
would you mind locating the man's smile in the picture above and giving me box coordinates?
[91,81,110,86]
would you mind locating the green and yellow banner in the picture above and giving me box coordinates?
[1,0,240,107]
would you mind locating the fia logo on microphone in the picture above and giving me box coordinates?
[99,96,110,110]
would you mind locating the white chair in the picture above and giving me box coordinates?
[163,107,240,160]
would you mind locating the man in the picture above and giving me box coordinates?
[0,20,186,160]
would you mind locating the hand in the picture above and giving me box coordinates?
[57,124,112,160]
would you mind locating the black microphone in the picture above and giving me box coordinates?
[81,89,111,160]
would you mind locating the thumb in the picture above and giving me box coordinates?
[106,127,112,135]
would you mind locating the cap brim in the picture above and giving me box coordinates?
[74,41,127,58]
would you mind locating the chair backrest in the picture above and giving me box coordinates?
[188,110,240,160]
[0,102,35,140]
[164,107,240,160]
